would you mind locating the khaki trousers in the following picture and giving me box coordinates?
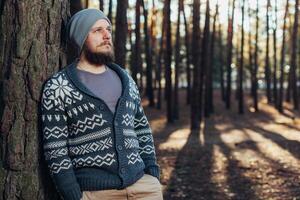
[82,174,163,200]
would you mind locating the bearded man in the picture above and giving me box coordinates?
[40,8,162,200]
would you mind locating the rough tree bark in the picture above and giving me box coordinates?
[0,0,69,199]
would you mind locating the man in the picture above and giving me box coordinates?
[41,8,162,200]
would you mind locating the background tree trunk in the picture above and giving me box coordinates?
[182,2,191,105]
[173,0,182,120]
[265,0,272,103]
[114,0,128,68]
[225,0,236,109]
[107,0,113,22]
[141,0,155,107]
[290,0,299,109]
[70,0,83,16]
[253,0,259,111]
[204,0,212,117]
[99,0,104,11]
[218,23,225,102]
[238,0,245,114]
[278,0,289,112]
[0,0,69,199]
[163,0,173,123]
[273,0,278,108]
[191,0,201,130]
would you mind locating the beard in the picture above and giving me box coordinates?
[82,42,115,65]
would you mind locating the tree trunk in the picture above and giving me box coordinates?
[286,14,294,102]
[182,2,192,105]
[273,0,278,108]
[141,0,155,107]
[0,0,69,199]
[265,0,272,103]
[156,3,165,110]
[70,0,83,16]
[248,2,254,99]
[225,0,236,109]
[238,0,245,114]
[114,0,128,68]
[174,0,182,120]
[164,0,173,123]
[218,23,225,102]
[191,0,201,130]
[99,0,104,11]
[200,1,215,117]
[107,0,113,22]
[290,0,299,109]
[253,0,259,111]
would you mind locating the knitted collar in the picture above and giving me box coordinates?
[66,61,130,100]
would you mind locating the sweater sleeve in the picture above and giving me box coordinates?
[133,88,160,180]
[41,83,82,200]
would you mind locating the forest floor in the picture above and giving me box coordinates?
[143,90,300,200]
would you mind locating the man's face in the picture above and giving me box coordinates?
[81,19,115,65]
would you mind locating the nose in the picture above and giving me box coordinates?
[103,29,111,40]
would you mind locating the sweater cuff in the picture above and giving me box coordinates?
[60,183,82,200]
[144,166,160,180]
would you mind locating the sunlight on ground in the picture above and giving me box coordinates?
[158,128,190,150]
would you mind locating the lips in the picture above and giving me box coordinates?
[100,42,111,47]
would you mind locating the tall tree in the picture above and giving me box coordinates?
[205,0,217,117]
[225,0,236,109]
[238,0,245,114]
[141,0,155,107]
[132,0,142,84]
[248,1,254,99]
[286,13,294,102]
[290,0,299,109]
[208,0,218,114]
[164,0,173,123]
[0,0,69,199]
[191,0,201,130]
[114,0,128,68]
[174,0,182,120]
[202,0,210,118]
[156,15,164,110]
[253,0,259,111]
[273,0,278,107]
[218,23,226,102]
[182,1,192,105]
[265,0,272,103]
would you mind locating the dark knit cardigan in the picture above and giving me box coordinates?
[41,62,160,200]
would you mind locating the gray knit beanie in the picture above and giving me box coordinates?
[66,9,111,56]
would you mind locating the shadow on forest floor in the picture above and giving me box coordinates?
[144,90,300,200]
